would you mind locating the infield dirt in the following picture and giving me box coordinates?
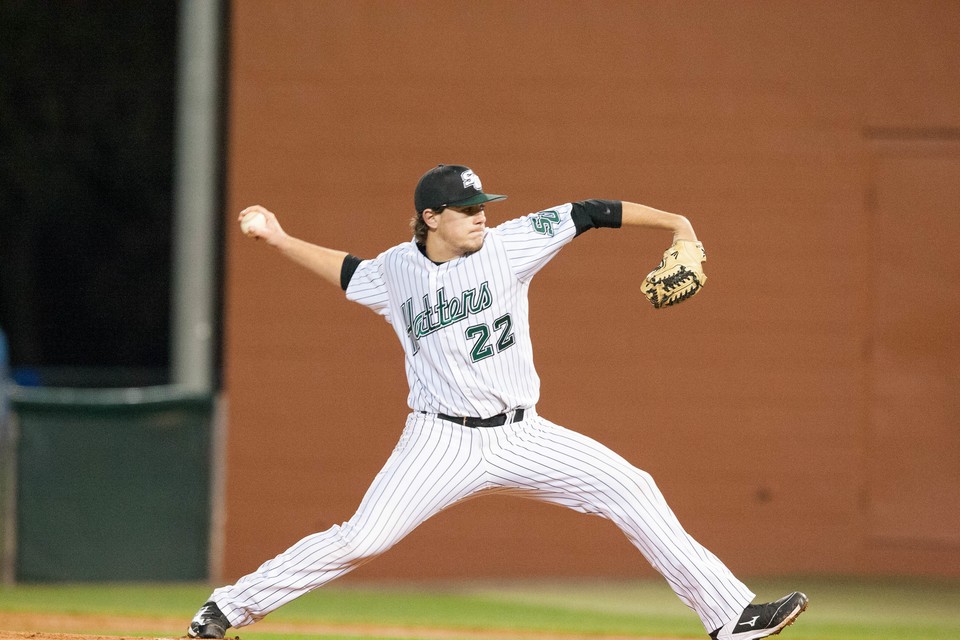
[0,612,679,640]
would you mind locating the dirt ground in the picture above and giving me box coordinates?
[0,612,677,640]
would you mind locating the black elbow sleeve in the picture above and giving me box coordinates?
[570,200,622,237]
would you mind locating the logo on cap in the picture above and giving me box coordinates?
[461,169,482,191]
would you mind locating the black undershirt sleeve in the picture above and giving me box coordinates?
[570,199,622,237]
[340,254,363,291]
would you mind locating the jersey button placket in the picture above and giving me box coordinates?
[430,266,458,394]
[439,266,478,408]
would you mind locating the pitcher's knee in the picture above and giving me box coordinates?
[332,522,395,566]
[629,467,665,495]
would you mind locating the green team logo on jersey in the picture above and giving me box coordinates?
[402,282,493,354]
[530,209,561,236]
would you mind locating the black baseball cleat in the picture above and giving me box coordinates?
[187,600,230,639]
[709,592,808,640]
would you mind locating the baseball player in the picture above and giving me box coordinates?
[189,165,807,640]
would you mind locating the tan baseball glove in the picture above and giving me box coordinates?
[641,239,707,308]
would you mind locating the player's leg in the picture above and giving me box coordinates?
[484,413,754,633]
[192,413,487,632]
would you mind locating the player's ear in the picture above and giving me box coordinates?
[422,208,441,231]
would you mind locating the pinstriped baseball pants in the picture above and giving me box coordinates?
[211,410,754,632]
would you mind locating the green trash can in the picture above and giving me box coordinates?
[8,385,213,582]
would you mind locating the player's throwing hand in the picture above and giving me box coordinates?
[238,205,285,245]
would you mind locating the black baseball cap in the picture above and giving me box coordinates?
[414,164,507,213]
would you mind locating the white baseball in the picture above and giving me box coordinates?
[240,211,267,236]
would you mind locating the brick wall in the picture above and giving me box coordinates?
[221,0,960,581]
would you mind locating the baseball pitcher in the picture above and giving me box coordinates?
[188,165,807,640]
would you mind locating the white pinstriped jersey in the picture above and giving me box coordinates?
[346,203,577,417]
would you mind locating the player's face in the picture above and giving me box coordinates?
[432,204,487,258]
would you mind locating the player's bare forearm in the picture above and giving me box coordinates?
[621,201,698,242]
[238,205,347,288]
[274,236,348,288]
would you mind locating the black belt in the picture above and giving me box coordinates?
[432,408,526,428]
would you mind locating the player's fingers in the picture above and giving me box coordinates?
[238,205,268,221]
